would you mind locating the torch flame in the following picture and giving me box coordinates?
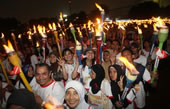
[48,23,53,30]
[153,16,166,27]
[77,27,82,37]
[18,34,21,39]
[59,12,63,21]
[1,33,4,38]
[153,23,158,32]
[57,23,61,28]
[38,25,47,38]
[69,23,73,28]
[119,57,139,75]
[96,18,102,36]
[53,23,57,30]
[137,27,142,34]
[33,25,37,33]
[3,40,15,53]
[36,42,39,47]
[88,20,92,30]
[95,3,104,12]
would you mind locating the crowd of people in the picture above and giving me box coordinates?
[0,21,165,109]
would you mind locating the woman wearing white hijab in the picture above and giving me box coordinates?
[65,80,92,109]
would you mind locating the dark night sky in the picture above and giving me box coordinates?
[0,0,152,22]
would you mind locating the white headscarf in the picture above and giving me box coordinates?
[65,80,90,109]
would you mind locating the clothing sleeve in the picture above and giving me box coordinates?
[143,69,151,83]
[102,79,113,97]
[52,83,65,104]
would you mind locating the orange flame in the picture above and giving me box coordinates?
[52,23,57,30]
[33,25,37,33]
[36,42,39,47]
[1,33,4,38]
[88,20,92,30]
[59,12,63,21]
[57,23,61,28]
[96,18,102,36]
[95,3,104,12]
[18,34,21,39]
[153,23,158,32]
[137,27,142,34]
[119,57,139,75]
[77,27,82,37]
[3,40,15,53]
[38,25,47,38]
[153,16,166,27]
[69,23,73,28]
[48,23,53,30]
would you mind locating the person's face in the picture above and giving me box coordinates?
[124,40,129,48]
[86,50,94,60]
[131,46,138,54]
[47,38,53,46]
[65,88,80,109]
[27,66,34,77]
[64,51,73,62]
[111,41,120,50]
[103,51,110,62]
[109,67,117,81]
[49,54,57,64]
[52,47,57,53]
[144,41,150,48]
[90,70,96,80]
[35,66,51,86]
[106,41,111,49]
[122,50,133,63]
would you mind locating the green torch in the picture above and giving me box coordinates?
[151,27,169,84]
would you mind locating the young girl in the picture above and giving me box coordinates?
[73,48,95,88]
[86,64,113,109]
[58,48,79,83]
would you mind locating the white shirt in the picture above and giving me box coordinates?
[32,80,65,104]
[134,55,147,66]
[87,79,114,109]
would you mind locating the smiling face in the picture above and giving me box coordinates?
[86,50,95,60]
[49,54,57,64]
[64,50,73,62]
[35,66,51,86]
[65,88,80,109]
[109,67,117,81]
[103,51,110,62]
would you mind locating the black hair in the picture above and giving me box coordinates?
[36,63,50,73]
[62,48,73,57]
[131,42,139,48]
[121,48,133,55]
[112,40,121,46]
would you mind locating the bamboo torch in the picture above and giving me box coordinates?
[3,40,33,92]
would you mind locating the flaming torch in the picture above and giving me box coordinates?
[3,40,33,92]
[69,23,77,42]
[119,57,139,102]
[11,33,19,51]
[95,3,104,32]
[138,27,143,51]
[151,18,169,84]
[0,57,10,84]
[38,25,47,63]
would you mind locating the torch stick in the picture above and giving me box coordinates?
[54,31,62,58]
[11,33,19,51]
[151,27,169,84]
[138,27,143,51]
[0,58,10,84]
[3,40,33,92]
[119,57,139,102]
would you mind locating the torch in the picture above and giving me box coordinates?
[151,26,169,84]
[38,25,47,63]
[11,33,19,51]
[0,57,10,84]
[69,23,77,42]
[76,40,82,65]
[3,40,33,92]
[119,57,139,103]
[77,27,83,53]
[88,20,93,48]
[138,27,143,51]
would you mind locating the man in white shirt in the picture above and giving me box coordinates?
[33,63,65,107]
